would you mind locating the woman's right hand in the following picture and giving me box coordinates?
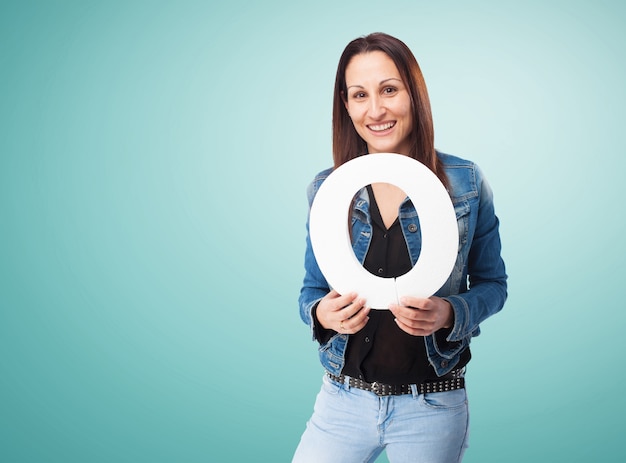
[316,290,370,334]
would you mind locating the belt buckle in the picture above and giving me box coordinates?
[370,381,383,396]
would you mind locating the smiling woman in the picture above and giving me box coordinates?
[331,33,445,188]
[293,33,508,463]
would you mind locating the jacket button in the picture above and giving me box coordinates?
[408,223,418,232]
[441,360,448,368]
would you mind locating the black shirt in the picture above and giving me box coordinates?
[340,185,469,385]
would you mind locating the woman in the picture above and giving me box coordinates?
[293,33,507,463]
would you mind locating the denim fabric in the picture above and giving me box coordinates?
[292,374,469,463]
[298,152,507,377]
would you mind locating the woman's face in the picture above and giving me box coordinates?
[344,51,413,156]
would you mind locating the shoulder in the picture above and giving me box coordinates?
[306,167,334,205]
[437,151,474,168]
[311,167,334,184]
[436,151,485,202]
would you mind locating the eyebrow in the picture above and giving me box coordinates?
[347,78,403,90]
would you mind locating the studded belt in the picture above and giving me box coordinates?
[326,370,465,397]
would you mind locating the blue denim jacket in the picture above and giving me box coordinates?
[298,152,508,377]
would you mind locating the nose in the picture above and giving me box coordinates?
[368,95,385,119]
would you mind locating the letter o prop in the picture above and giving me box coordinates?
[309,153,458,309]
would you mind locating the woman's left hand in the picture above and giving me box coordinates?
[388,296,454,336]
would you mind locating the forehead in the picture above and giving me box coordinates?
[345,51,401,84]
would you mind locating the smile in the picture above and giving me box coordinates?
[368,122,396,132]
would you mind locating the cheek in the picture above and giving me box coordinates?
[398,108,413,129]
[399,102,413,119]
[394,96,413,120]
[404,110,414,126]
[346,104,361,121]
[348,110,366,129]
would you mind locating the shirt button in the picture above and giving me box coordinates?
[408,223,418,233]
[365,337,370,343]
[377,268,384,274]
[383,233,388,239]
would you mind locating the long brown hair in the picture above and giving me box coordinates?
[332,32,448,189]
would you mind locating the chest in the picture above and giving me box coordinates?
[370,183,407,229]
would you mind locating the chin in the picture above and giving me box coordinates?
[371,145,403,154]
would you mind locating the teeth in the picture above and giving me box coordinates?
[369,122,395,131]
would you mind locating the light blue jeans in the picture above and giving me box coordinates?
[292,374,469,463]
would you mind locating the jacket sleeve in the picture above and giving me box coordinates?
[298,176,332,340]
[444,166,508,343]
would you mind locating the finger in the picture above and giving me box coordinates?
[391,305,436,330]
[399,296,431,310]
[340,306,370,333]
[389,304,431,323]
[396,314,434,330]
[324,289,349,303]
[323,291,356,312]
[317,292,353,330]
[394,317,434,336]
[345,317,369,333]
[347,305,370,325]
[324,289,355,300]
[339,296,366,318]
[333,291,359,308]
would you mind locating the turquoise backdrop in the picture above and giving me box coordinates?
[2,1,624,462]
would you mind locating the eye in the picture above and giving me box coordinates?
[383,86,397,95]
[352,91,367,100]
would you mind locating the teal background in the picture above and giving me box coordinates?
[1,1,624,462]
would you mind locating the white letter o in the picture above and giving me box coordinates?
[309,153,458,309]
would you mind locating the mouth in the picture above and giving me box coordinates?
[367,121,396,132]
